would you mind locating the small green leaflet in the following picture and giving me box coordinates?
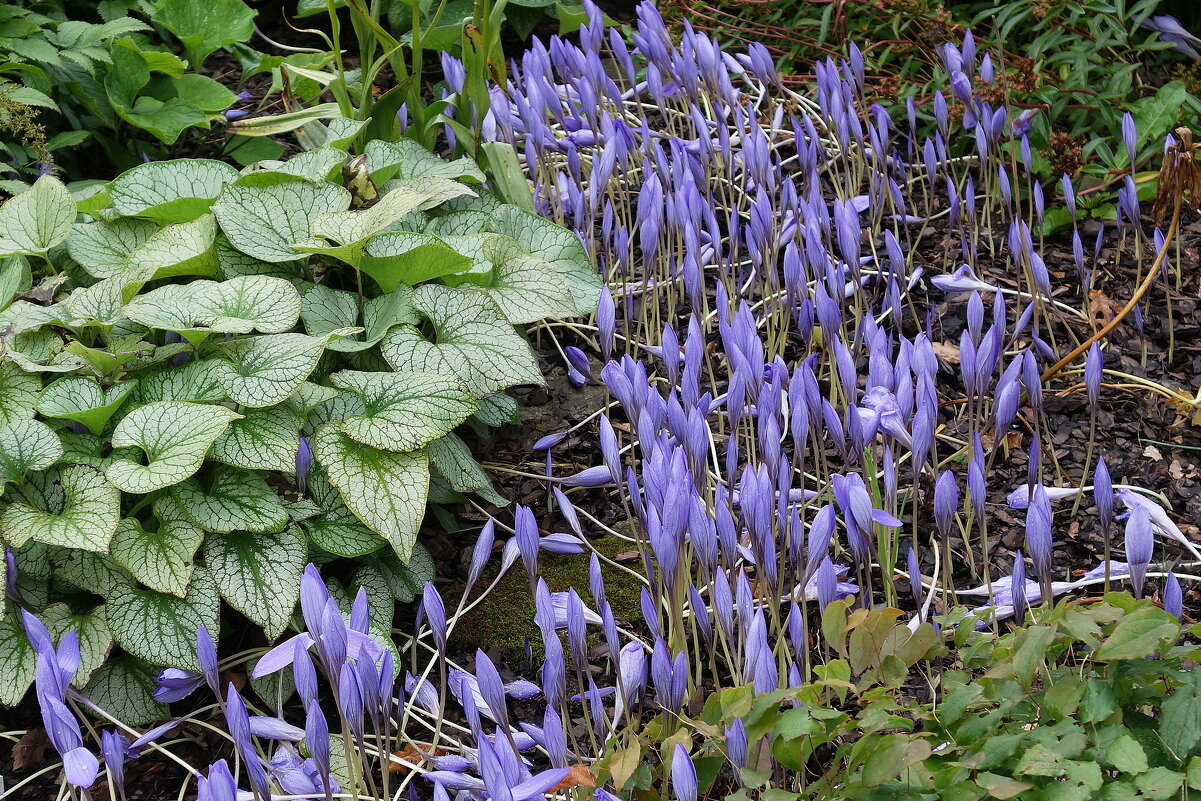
[380,283,544,397]
[36,376,137,434]
[2,466,120,551]
[0,175,76,256]
[0,361,40,426]
[204,526,305,639]
[42,603,113,684]
[82,655,169,726]
[106,401,242,493]
[0,419,63,484]
[312,423,429,560]
[428,432,506,506]
[331,370,478,453]
[212,173,351,262]
[210,405,301,472]
[214,330,355,408]
[67,218,160,279]
[109,499,204,597]
[106,568,220,671]
[172,466,289,533]
[107,158,240,223]
[124,275,302,336]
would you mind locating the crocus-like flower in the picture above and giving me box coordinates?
[1011,553,1028,623]
[154,667,205,703]
[101,730,130,801]
[930,264,998,294]
[466,519,496,596]
[671,743,698,801]
[1025,484,1053,587]
[296,435,312,495]
[934,470,958,540]
[1164,572,1183,620]
[1124,506,1154,599]
[23,612,98,788]
[1142,15,1201,59]
[196,759,239,801]
[421,582,449,657]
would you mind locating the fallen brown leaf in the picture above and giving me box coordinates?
[549,764,598,791]
[12,728,51,772]
[388,744,453,774]
[932,340,960,365]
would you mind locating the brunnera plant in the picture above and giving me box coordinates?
[0,139,600,722]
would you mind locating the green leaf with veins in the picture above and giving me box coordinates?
[0,614,36,705]
[124,276,302,337]
[106,402,242,493]
[490,205,601,314]
[49,547,133,598]
[155,0,256,68]
[137,360,228,404]
[213,330,355,408]
[0,175,76,256]
[1,466,120,550]
[303,504,385,557]
[380,283,543,396]
[212,173,351,262]
[360,232,473,292]
[210,404,301,472]
[364,139,485,184]
[107,158,241,223]
[65,266,159,325]
[172,466,289,533]
[125,215,220,279]
[67,218,159,279]
[428,432,506,505]
[36,377,137,434]
[42,603,113,684]
[82,655,168,726]
[331,370,477,453]
[204,526,305,638]
[0,419,62,484]
[371,541,435,603]
[300,283,416,352]
[473,392,519,427]
[0,361,41,427]
[106,568,219,671]
[109,496,203,596]
[476,234,580,323]
[215,233,305,280]
[312,423,429,560]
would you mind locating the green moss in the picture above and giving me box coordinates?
[449,537,645,659]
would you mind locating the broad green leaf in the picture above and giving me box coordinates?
[364,139,484,184]
[1107,733,1148,773]
[372,541,434,603]
[428,432,505,506]
[490,205,601,313]
[155,0,256,67]
[82,655,168,726]
[174,74,237,114]
[0,614,36,704]
[172,466,289,533]
[124,276,302,336]
[42,603,113,684]
[36,377,137,434]
[107,158,240,223]
[107,568,219,670]
[109,498,204,597]
[214,330,353,408]
[212,174,351,262]
[0,255,31,309]
[66,218,159,278]
[0,361,40,426]
[125,214,219,278]
[477,234,579,323]
[65,266,159,325]
[380,283,543,396]
[0,175,76,255]
[360,232,473,291]
[204,526,305,638]
[215,233,304,279]
[211,405,301,472]
[1095,604,1180,660]
[1161,669,1201,758]
[48,547,133,597]
[312,424,429,560]
[106,401,242,493]
[300,283,417,352]
[2,466,120,551]
[331,370,477,453]
[473,392,519,427]
[0,419,62,484]
[269,147,347,182]
[302,505,385,557]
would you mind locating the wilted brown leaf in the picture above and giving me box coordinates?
[932,340,960,365]
[12,728,50,772]
[550,764,598,791]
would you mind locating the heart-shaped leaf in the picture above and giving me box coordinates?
[302,504,385,558]
[172,466,289,533]
[106,402,242,493]
[204,526,305,639]
[380,283,543,396]
[331,370,477,453]
[125,215,220,278]
[213,173,351,262]
[67,218,160,279]
[107,158,241,223]
[0,175,76,256]
[210,405,301,472]
[213,330,354,408]
[360,232,472,292]
[312,423,429,560]
[0,361,41,427]
[2,465,120,551]
[0,419,63,484]
[106,568,220,671]
[37,377,137,434]
[476,234,580,323]
[299,283,417,352]
[109,497,204,597]
[490,204,601,313]
[124,275,302,336]
[364,139,485,184]
[42,603,113,684]
[136,360,228,404]
[82,655,168,726]
[0,615,36,705]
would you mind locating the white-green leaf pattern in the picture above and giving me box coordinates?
[214,331,353,408]
[491,205,601,314]
[300,284,417,353]
[331,370,477,453]
[107,568,219,671]
[379,283,543,396]
[0,419,62,484]
[477,234,580,323]
[67,218,159,278]
[0,615,36,704]
[108,498,203,596]
[302,504,384,557]
[1,466,120,550]
[136,360,228,404]
[204,527,305,639]
[312,424,428,560]
[81,655,168,726]
[360,232,472,292]
[108,158,240,223]
[172,466,289,533]
[428,432,506,506]
[364,139,484,184]
[212,174,351,262]
[36,377,137,434]
[125,276,302,335]
[48,547,133,598]
[42,603,112,684]
[125,215,220,278]
[0,175,76,255]
[0,361,40,427]
[106,402,242,493]
[210,405,301,472]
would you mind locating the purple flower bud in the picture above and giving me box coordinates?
[293,638,318,710]
[1085,342,1103,409]
[1122,112,1137,167]
[1025,484,1053,586]
[296,436,312,495]
[466,519,495,596]
[934,470,958,539]
[1125,506,1154,598]
[223,109,249,121]
[1164,571,1183,620]
[561,465,614,487]
[421,583,448,657]
[101,730,130,797]
[816,556,839,611]
[564,345,591,381]
[305,701,332,795]
[1011,553,1028,622]
[725,718,748,768]
[196,759,238,801]
[1094,457,1114,532]
[597,287,616,363]
[671,743,697,801]
[514,505,540,585]
[196,625,220,697]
